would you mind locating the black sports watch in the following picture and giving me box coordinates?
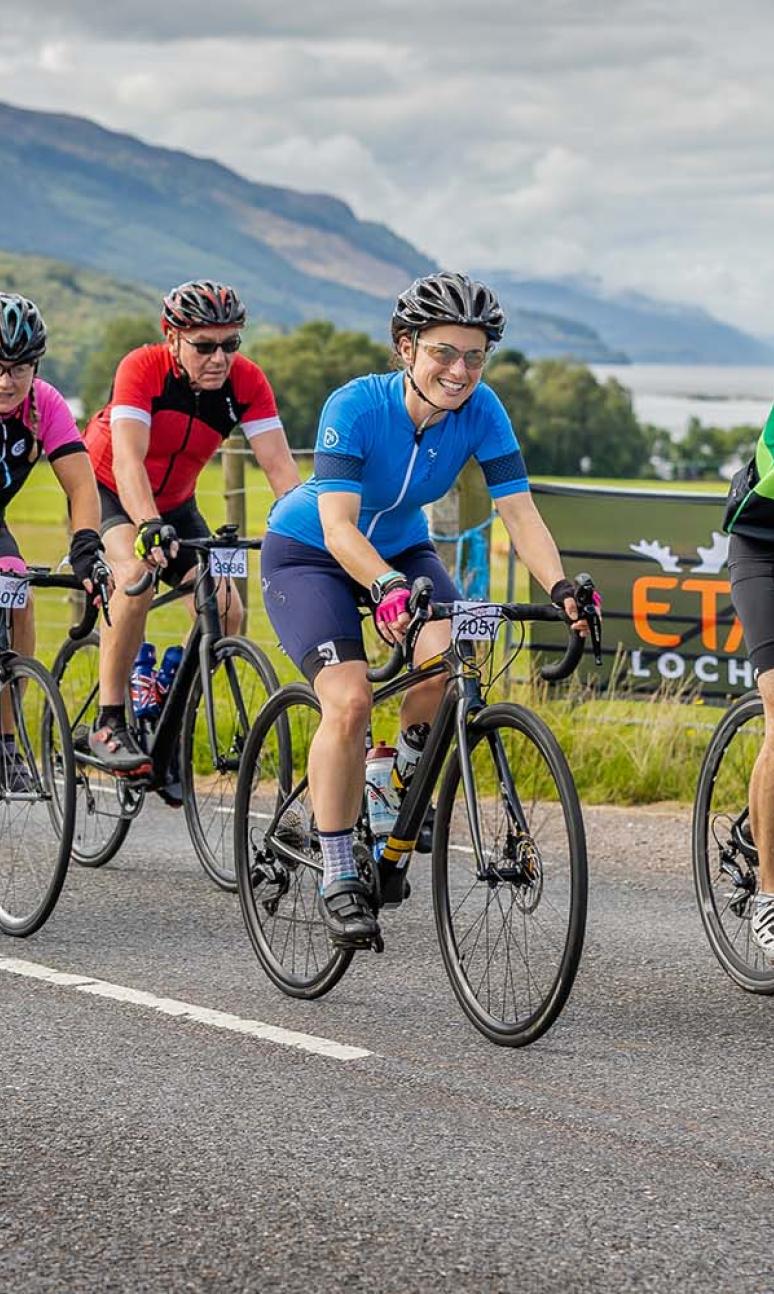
[370,569,408,606]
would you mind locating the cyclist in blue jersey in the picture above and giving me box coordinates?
[261,271,586,946]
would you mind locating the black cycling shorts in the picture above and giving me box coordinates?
[98,484,210,587]
[728,532,774,677]
[260,532,461,682]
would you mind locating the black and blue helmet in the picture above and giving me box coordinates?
[0,293,47,364]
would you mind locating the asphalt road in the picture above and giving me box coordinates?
[3,801,774,1294]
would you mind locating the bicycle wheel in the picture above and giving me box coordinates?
[181,635,281,891]
[1,656,75,936]
[50,631,136,867]
[234,682,353,998]
[433,701,587,1047]
[692,691,774,993]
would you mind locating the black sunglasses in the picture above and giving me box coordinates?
[182,334,242,356]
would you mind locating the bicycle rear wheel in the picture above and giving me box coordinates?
[181,636,281,891]
[1,656,75,936]
[692,691,774,992]
[50,631,135,867]
[433,701,587,1047]
[234,682,353,998]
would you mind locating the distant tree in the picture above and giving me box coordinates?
[486,349,534,439]
[79,316,160,421]
[656,417,760,480]
[247,320,390,447]
[521,361,651,477]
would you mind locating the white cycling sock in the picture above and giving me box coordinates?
[319,829,356,890]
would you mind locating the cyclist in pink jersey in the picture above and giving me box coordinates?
[0,293,107,790]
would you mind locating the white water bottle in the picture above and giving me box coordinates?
[365,741,399,838]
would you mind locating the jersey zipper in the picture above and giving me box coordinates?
[155,392,199,500]
[364,423,427,542]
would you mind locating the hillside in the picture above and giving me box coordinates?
[0,101,626,363]
[0,100,430,337]
[0,251,159,391]
[478,272,774,365]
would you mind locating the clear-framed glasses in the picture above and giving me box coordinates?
[0,362,34,382]
[416,340,490,371]
[181,334,242,356]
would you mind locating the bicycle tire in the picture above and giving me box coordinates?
[433,701,587,1047]
[234,682,353,998]
[181,635,281,891]
[692,690,774,993]
[50,630,135,867]
[1,655,75,936]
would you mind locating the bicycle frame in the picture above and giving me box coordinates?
[72,558,230,789]
[262,647,509,885]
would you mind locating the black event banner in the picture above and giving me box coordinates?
[527,483,749,700]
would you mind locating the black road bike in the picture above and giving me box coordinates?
[0,567,105,936]
[51,526,280,891]
[692,690,774,992]
[234,576,601,1047]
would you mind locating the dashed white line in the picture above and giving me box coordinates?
[0,956,372,1062]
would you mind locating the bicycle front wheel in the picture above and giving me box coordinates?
[1,656,75,936]
[181,636,281,891]
[433,701,587,1047]
[692,691,774,993]
[50,631,135,868]
[234,682,353,998]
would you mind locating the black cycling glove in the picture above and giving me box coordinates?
[69,528,105,587]
[550,578,577,612]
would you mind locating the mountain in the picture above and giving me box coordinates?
[0,100,432,337]
[0,250,159,392]
[0,101,625,363]
[475,272,774,365]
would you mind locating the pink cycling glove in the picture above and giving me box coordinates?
[375,586,411,634]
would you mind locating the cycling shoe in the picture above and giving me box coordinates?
[318,878,381,948]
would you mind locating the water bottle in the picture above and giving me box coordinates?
[130,642,159,721]
[155,644,184,710]
[391,722,431,799]
[365,741,399,849]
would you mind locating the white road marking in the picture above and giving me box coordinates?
[0,956,371,1062]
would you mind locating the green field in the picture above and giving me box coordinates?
[6,461,729,806]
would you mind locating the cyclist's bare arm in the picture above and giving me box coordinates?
[50,451,102,534]
[111,417,158,525]
[248,427,301,497]
[318,491,405,589]
[495,490,582,627]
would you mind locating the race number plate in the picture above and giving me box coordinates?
[209,548,248,579]
[0,574,29,610]
[452,601,502,642]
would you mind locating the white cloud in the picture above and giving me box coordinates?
[4,2,774,330]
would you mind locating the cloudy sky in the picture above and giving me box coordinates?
[2,1,774,333]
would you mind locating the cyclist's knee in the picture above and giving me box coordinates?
[318,672,371,734]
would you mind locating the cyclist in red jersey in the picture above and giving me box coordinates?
[82,279,300,776]
[0,293,107,791]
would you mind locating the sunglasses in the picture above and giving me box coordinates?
[181,334,242,356]
[416,340,489,371]
[0,362,34,381]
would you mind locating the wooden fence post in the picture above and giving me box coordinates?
[427,460,491,596]
[222,431,248,631]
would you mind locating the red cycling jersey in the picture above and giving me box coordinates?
[83,344,283,512]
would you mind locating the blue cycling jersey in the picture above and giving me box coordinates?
[268,370,529,558]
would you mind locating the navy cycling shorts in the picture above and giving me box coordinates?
[260,533,461,681]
